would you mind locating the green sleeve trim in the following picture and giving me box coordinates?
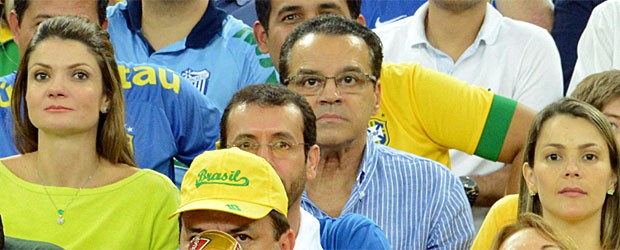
[474,95,517,161]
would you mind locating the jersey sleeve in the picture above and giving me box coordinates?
[0,73,19,157]
[229,25,279,87]
[164,69,221,164]
[474,95,517,161]
[387,63,508,156]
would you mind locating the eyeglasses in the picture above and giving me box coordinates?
[283,71,377,96]
[231,139,307,158]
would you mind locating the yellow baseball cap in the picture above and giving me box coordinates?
[169,148,288,219]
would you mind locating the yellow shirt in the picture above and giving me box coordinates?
[0,163,180,249]
[370,63,517,167]
[472,194,519,249]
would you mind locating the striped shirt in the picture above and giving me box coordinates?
[301,136,475,249]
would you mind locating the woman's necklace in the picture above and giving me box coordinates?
[36,164,99,225]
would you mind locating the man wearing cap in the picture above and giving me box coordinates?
[220,83,391,249]
[172,148,295,250]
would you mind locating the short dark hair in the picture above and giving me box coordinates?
[220,84,316,157]
[14,0,108,25]
[268,209,290,241]
[279,14,382,83]
[255,0,361,33]
[180,209,291,242]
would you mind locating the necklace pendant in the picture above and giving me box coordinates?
[57,212,65,225]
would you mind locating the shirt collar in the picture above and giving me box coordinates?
[356,135,380,185]
[123,0,227,49]
[408,2,431,47]
[409,2,502,47]
[477,3,502,46]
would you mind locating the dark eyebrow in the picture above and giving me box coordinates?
[296,66,365,76]
[34,14,53,20]
[30,63,51,69]
[578,143,599,150]
[276,5,301,18]
[68,63,92,69]
[342,66,365,73]
[318,2,344,11]
[296,69,321,75]
[273,132,296,140]
[541,244,561,249]
[605,113,620,120]
[228,225,250,234]
[543,143,600,150]
[232,134,258,142]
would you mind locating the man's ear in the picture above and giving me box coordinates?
[278,229,296,250]
[101,19,109,30]
[305,144,320,181]
[8,10,21,45]
[371,81,381,116]
[356,14,367,27]
[253,20,270,54]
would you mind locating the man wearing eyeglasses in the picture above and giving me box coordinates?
[220,83,391,249]
[274,14,475,249]
[253,0,536,212]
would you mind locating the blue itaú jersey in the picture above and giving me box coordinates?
[0,62,221,184]
[106,0,278,112]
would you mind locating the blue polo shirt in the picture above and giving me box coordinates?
[107,1,277,112]
[0,62,221,185]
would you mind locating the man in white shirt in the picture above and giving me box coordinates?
[373,0,563,208]
[566,0,620,96]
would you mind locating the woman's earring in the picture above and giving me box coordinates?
[528,190,537,196]
[608,189,615,196]
[101,106,109,114]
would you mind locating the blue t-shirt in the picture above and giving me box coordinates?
[362,0,425,29]
[318,213,391,250]
[107,0,277,112]
[0,62,221,185]
[214,0,257,26]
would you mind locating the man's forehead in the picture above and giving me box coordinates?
[230,103,304,137]
[22,1,98,22]
[288,34,371,74]
[271,0,350,15]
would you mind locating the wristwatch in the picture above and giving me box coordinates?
[459,176,479,206]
